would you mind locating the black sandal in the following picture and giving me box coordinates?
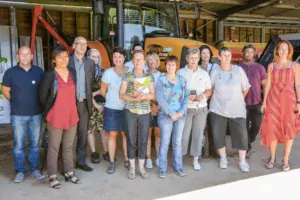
[64,172,81,184]
[49,175,61,189]
[124,160,130,169]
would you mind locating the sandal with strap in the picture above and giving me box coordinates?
[64,172,81,184]
[281,163,290,172]
[265,157,276,169]
[49,175,61,189]
[124,160,130,169]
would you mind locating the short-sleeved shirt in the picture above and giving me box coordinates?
[123,72,154,114]
[206,63,219,76]
[124,61,149,72]
[150,70,162,86]
[102,68,124,110]
[177,66,212,108]
[74,55,86,99]
[238,62,266,106]
[209,65,251,118]
[2,65,44,116]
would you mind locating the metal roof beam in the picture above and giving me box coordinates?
[217,0,273,21]
[193,0,247,5]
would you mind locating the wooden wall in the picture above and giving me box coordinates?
[0,6,91,70]
[180,18,300,45]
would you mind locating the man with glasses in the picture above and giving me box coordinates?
[238,44,267,159]
[125,43,148,72]
[68,37,95,171]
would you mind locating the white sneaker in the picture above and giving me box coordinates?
[146,158,153,169]
[193,161,202,171]
[220,157,228,169]
[156,158,159,167]
[239,161,250,173]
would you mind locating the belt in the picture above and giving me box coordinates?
[77,98,87,102]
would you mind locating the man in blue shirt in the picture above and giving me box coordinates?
[2,46,45,183]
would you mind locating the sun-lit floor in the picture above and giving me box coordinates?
[1,135,300,200]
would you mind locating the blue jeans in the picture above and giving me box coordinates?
[158,112,186,173]
[11,115,42,173]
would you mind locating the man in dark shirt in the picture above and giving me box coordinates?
[239,44,267,159]
[2,46,45,183]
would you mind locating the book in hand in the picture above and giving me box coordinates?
[133,77,151,96]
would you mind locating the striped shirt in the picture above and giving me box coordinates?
[123,72,154,115]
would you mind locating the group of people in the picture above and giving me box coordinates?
[2,35,300,189]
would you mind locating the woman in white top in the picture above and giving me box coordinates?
[209,47,251,173]
[145,52,161,169]
[177,48,212,171]
[100,47,129,174]
[199,45,219,157]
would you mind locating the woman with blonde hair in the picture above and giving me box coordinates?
[145,51,161,169]
[87,48,109,163]
[260,40,300,171]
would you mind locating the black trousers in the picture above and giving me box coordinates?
[246,104,263,150]
[124,109,151,159]
[76,101,90,165]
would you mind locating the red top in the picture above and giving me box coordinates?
[259,62,300,147]
[46,72,79,129]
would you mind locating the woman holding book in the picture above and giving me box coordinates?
[119,51,155,180]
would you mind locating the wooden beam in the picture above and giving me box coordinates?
[217,0,273,21]
[195,0,247,5]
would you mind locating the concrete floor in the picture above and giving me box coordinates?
[1,135,300,200]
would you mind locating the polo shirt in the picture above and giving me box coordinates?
[176,66,212,108]
[2,65,44,116]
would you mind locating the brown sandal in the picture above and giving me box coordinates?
[265,157,276,169]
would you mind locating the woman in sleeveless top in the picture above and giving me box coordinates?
[260,40,300,171]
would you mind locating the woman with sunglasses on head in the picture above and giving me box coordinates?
[209,47,251,173]
[86,48,109,163]
[145,52,161,169]
[260,40,300,171]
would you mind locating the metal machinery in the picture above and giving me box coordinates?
[30,0,219,71]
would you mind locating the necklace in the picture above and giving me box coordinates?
[218,65,233,82]
[167,74,176,81]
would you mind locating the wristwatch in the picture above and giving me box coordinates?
[297,101,300,104]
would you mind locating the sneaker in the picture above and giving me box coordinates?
[128,167,136,180]
[106,162,116,174]
[158,171,166,179]
[239,161,250,173]
[91,152,100,164]
[193,161,202,171]
[139,169,149,179]
[176,169,187,177]
[220,157,228,169]
[145,158,153,169]
[156,158,159,167]
[31,170,46,180]
[14,173,25,183]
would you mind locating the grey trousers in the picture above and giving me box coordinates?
[182,107,208,157]
[76,101,90,165]
[47,123,77,175]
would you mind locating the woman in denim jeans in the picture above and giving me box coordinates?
[156,56,189,179]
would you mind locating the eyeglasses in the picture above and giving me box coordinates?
[75,43,87,47]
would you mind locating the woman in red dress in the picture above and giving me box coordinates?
[40,46,80,189]
[260,40,300,171]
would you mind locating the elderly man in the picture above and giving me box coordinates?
[2,46,45,183]
[68,37,95,171]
